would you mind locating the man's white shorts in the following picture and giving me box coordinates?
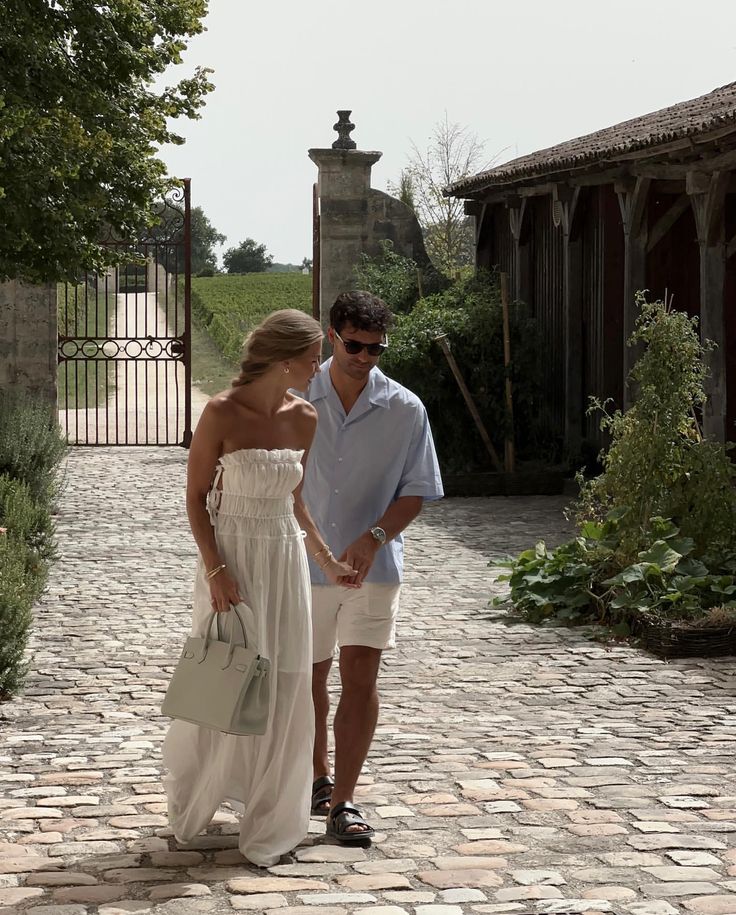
[311,583,402,663]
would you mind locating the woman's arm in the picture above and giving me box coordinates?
[292,406,357,586]
[186,401,242,611]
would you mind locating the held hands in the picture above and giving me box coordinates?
[313,544,359,588]
[322,555,359,587]
[338,532,380,587]
[207,566,241,612]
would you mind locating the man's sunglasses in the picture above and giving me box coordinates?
[334,330,388,357]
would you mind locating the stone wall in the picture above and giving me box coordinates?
[366,188,432,267]
[0,280,57,406]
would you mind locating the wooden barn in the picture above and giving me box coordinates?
[447,82,736,455]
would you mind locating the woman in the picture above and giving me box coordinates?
[163,309,354,867]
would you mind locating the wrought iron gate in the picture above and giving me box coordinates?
[57,180,192,446]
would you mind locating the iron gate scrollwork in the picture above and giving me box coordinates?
[57,179,192,446]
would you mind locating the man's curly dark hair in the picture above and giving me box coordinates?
[329,291,393,335]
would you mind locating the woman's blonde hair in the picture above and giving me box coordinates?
[232,309,323,387]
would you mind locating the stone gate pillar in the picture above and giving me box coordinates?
[0,281,57,406]
[309,114,381,330]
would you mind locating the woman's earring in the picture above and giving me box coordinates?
[283,366,290,374]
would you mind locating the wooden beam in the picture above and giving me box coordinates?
[507,198,526,241]
[727,233,736,260]
[519,183,556,198]
[473,202,488,247]
[632,148,736,180]
[616,177,651,405]
[646,195,690,253]
[507,198,526,303]
[569,168,628,187]
[687,170,728,440]
[617,176,651,237]
[688,170,730,246]
[561,187,583,453]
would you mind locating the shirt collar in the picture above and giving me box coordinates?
[309,357,390,409]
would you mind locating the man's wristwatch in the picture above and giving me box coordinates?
[369,526,387,546]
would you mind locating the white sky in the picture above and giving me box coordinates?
[159,0,736,265]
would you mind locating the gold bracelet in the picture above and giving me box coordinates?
[313,546,330,560]
[318,550,334,569]
[206,563,226,580]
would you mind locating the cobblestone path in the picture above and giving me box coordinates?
[2,448,736,915]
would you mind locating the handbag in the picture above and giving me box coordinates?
[161,604,271,736]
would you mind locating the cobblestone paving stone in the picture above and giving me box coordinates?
[2,447,736,915]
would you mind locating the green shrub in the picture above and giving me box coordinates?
[0,536,39,698]
[0,475,56,569]
[577,294,736,561]
[495,296,736,632]
[354,239,448,313]
[380,269,554,473]
[0,392,65,699]
[0,390,66,503]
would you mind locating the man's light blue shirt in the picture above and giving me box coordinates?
[301,359,443,585]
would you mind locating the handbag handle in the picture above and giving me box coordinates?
[198,604,251,664]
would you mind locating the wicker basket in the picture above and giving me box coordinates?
[634,612,736,659]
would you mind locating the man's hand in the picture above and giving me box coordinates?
[338,532,381,587]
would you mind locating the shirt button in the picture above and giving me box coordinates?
[338,457,343,462]
[334,489,339,494]
[330,523,336,527]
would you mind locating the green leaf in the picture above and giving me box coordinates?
[638,540,682,572]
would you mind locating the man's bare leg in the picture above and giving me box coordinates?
[330,645,381,833]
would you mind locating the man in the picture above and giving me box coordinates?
[301,290,443,844]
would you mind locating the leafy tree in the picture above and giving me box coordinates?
[191,207,225,274]
[223,239,273,274]
[301,257,313,272]
[403,114,495,275]
[0,0,213,284]
[147,203,224,276]
[355,240,421,313]
[387,169,416,211]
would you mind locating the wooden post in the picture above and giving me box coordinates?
[435,334,505,473]
[616,178,650,407]
[507,196,526,304]
[500,273,515,472]
[556,184,582,454]
[688,170,729,442]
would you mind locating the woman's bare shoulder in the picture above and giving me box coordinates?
[204,388,240,414]
[286,392,318,424]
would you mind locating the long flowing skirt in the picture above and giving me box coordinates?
[163,504,314,867]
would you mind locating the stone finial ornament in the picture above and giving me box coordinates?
[332,110,356,150]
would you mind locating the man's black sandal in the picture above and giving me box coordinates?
[326,801,375,845]
[310,776,334,816]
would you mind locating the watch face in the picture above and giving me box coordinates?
[371,526,386,544]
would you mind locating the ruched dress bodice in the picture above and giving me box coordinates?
[163,447,313,867]
[208,448,305,535]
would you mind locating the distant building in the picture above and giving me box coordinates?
[447,82,736,451]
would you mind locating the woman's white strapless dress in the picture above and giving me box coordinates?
[162,448,314,867]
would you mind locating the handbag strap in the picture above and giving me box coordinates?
[200,604,251,664]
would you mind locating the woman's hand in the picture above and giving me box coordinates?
[208,568,242,612]
[322,556,360,588]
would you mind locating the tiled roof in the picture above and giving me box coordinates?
[447,81,736,196]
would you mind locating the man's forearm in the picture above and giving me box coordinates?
[373,495,423,542]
